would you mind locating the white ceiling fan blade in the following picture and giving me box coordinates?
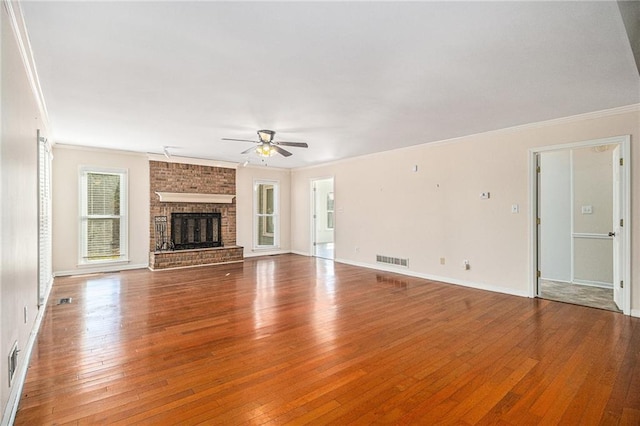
[221,138,258,143]
[272,145,293,157]
[277,141,308,148]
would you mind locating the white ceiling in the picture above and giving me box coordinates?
[21,1,640,168]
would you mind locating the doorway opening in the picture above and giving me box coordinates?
[530,136,630,314]
[311,177,335,260]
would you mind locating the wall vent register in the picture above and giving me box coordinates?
[376,255,409,268]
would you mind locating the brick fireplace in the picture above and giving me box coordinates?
[149,160,243,270]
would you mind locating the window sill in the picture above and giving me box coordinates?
[78,258,130,268]
[252,246,280,252]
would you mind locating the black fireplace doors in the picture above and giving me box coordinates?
[171,212,222,250]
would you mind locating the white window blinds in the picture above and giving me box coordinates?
[38,135,52,305]
[80,168,128,263]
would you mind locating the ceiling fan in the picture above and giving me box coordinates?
[222,129,308,158]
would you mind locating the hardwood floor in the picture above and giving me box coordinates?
[15,254,640,424]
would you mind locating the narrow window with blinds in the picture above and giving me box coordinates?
[79,167,128,264]
[254,180,279,249]
[38,134,52,305]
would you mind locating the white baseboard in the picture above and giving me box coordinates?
[241,250,314,258]
[1,283,52,426]
[54,263,148,277]
[572,279,613,289]
[334,258,530,298]
[243,249,291,258]
[539,277,572,284]
[631,309,640,318]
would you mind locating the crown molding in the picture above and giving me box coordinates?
[54,143,148,157]
[424,103,640,149]
[3,0,50,130]
[495,103,640,132]
[147,154,238,169]
[293,103,640,172]
[240,162,291,172]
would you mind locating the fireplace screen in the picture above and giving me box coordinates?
[171,212,222,250]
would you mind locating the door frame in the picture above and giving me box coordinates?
[528,135,631,315]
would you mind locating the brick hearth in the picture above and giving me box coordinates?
[149,246,243,270]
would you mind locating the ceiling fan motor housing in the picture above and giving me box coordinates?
[257,129,275,143]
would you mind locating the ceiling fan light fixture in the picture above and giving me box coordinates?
[256,142,276,157]
[257,129,275,143]
[223,129,306,158]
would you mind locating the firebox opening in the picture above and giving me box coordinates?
[171,212,222,250]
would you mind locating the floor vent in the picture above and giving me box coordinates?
[376,255,409,268]
[58,297,72,305]
[8,341,18,386]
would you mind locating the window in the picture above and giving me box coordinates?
[80,167,128,264]
[254,180,278,249]
[38,134,52,305]
[327,192,334,229]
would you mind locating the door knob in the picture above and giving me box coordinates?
[608,231,616,237]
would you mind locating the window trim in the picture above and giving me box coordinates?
[253,179,279,250]
[78,166,129,265]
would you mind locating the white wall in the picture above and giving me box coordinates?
[291,107,640,310]
[539,150,572,282]
[573,146,615,235]
[1,3,48,420]
[236,165,291,257]
[52,146,150,275]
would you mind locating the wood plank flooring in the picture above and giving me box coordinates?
[15,254,640,424]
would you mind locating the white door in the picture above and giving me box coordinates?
[612,145,622,310]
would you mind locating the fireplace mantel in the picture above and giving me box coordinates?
[155,192,235,204]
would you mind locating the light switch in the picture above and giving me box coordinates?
[480,192,490,199]
[511,204,519,213]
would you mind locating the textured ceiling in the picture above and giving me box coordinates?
[21,1,640,168]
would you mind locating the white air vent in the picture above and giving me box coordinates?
[376,255,409,268]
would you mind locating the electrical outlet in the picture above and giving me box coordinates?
[511,204,519,213]
[440,257,445,265]
[463,260,470,270]
[480,192,490,199]
[355,246,360,253]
